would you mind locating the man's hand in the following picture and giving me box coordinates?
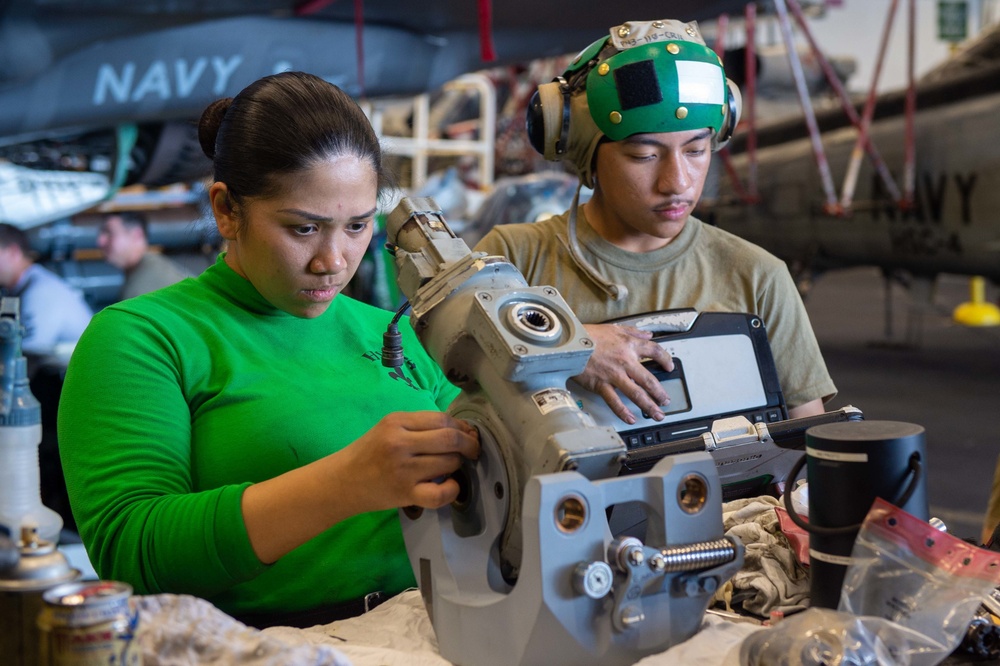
[574,323,675,425]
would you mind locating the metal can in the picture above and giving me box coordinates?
[37,580,141,666]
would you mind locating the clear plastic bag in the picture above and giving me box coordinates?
[740,498,1000,666]
[739,607,927,665]
[839,497,1000,665]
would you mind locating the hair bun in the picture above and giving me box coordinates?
[197,97,234,160]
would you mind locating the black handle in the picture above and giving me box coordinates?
[782,452,923,535]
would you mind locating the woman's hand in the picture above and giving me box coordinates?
[343,411,480,511]
[573,323,674,425]
[241,411,479,563]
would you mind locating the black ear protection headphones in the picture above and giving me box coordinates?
[718,79,742,149]
[526,76,572,158]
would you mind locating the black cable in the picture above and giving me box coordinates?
[381,300,410,369]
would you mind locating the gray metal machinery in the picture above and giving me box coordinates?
[385,197,744,666]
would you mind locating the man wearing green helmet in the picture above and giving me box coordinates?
[475,18,835,424]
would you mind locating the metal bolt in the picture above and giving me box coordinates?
[652,20,663,28]
[667,43,680,55]
[513,344,528,355]
[479,292,493,301]
[618,25,631,38]
[611,537,644,571]
[649,553,666,573]
[581,338,594,348]
[620,606,645,627]
[543,287,556,296]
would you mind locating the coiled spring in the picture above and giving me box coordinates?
[657,538,738,573]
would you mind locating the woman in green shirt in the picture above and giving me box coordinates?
[58,71,479,628]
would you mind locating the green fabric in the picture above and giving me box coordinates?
[58,254,459,616]
[474,210,836,409]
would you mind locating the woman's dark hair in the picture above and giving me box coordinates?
[197,71,389,219]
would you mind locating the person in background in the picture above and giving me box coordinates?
[0,223,92,360]
[475,18,835,423]
[58,71,479,628]
[97,211,192,299]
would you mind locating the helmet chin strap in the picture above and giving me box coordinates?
[564,184,628,302]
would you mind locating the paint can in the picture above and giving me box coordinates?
[37,580,141,665]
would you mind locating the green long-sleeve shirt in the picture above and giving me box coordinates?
[58,254,458,616]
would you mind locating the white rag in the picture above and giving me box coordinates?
[720,495,810,617]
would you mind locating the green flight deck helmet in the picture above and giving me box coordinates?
[527,18,742,188]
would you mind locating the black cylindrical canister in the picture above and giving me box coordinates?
[805,420,928,610]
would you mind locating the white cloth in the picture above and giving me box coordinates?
[637,614,763,666]
[136,594,351,666]
[136,590,767,666]
[266,590,449,666]
[721,496,810,616]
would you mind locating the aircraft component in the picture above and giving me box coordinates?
[386,196,742,666]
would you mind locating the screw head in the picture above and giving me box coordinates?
[573,561,613,599]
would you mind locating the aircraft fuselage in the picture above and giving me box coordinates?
[703,67,1000,282]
